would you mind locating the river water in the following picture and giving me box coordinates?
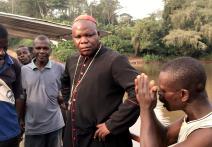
[130,61,212,147]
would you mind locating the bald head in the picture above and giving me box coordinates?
[72,14,98,35]
[72,20,98,36]
[73,14,97,25]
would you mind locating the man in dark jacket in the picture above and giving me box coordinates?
[62,15,140,147]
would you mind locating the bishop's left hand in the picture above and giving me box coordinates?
[94,123,110,141]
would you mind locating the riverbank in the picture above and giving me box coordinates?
[128,55,212,67]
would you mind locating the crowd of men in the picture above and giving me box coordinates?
[0,14,211,147]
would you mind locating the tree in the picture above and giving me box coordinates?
[0,0,11,13]
[101,34,133,53]
[67,0,88,21]
[163,29,207,56]
[97,0,121,25]
[200,24,212,50]
[131,35,141,56]
[162,0,212,56]
[16,0,49,18]
[132,16,164,55]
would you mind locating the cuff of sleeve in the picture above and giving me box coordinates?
[105,120,113,134]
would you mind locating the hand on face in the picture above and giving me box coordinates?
[135,73,158,110]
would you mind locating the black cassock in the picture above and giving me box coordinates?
[62,46,140,147]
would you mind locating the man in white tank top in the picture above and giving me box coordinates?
[135,57,212,147]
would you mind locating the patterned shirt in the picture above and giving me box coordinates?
[0,54,21,141]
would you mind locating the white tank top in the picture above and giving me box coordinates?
[178,111,212,143]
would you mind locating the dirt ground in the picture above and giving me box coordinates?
[7,49,17,58]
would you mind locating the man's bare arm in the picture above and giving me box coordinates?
[135,74,182,147]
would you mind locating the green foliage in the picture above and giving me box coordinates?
[200,24,212,46]
[170,6,197,29]
[114,25,133,40]
[163,0,212,57]
[18,39,33,47]
[163,29,207,55]
[52,40,77,62]
[99,24,134,53]
[95,0,121,25]
[199,53,212,60]
[101,35,133,53]
[143,54,164,62]
[169,1,212,31]
[0,0,11,12]
[131,16,164,55]
[1,0,212,60]
[8,38,33,49]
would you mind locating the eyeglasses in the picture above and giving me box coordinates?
[34,46,50,50]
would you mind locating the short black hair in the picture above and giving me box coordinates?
[161,57,206,93]
[16,45,30,52]
[33,35,50,45]
[0,24,8,39]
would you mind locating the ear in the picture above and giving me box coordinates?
[180,89,189,102]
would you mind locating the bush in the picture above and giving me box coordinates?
[143,54,164,62]
[101,35,133,53]
[52,40,77,62]
[9,38,33,49]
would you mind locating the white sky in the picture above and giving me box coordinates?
[118,0,164,19]
[88,0,164,19]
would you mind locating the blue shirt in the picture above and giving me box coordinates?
[0,54,21,141]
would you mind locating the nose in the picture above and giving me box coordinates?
[20,53,24,57]
[39,48,46,53]
[80,36,89,44]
